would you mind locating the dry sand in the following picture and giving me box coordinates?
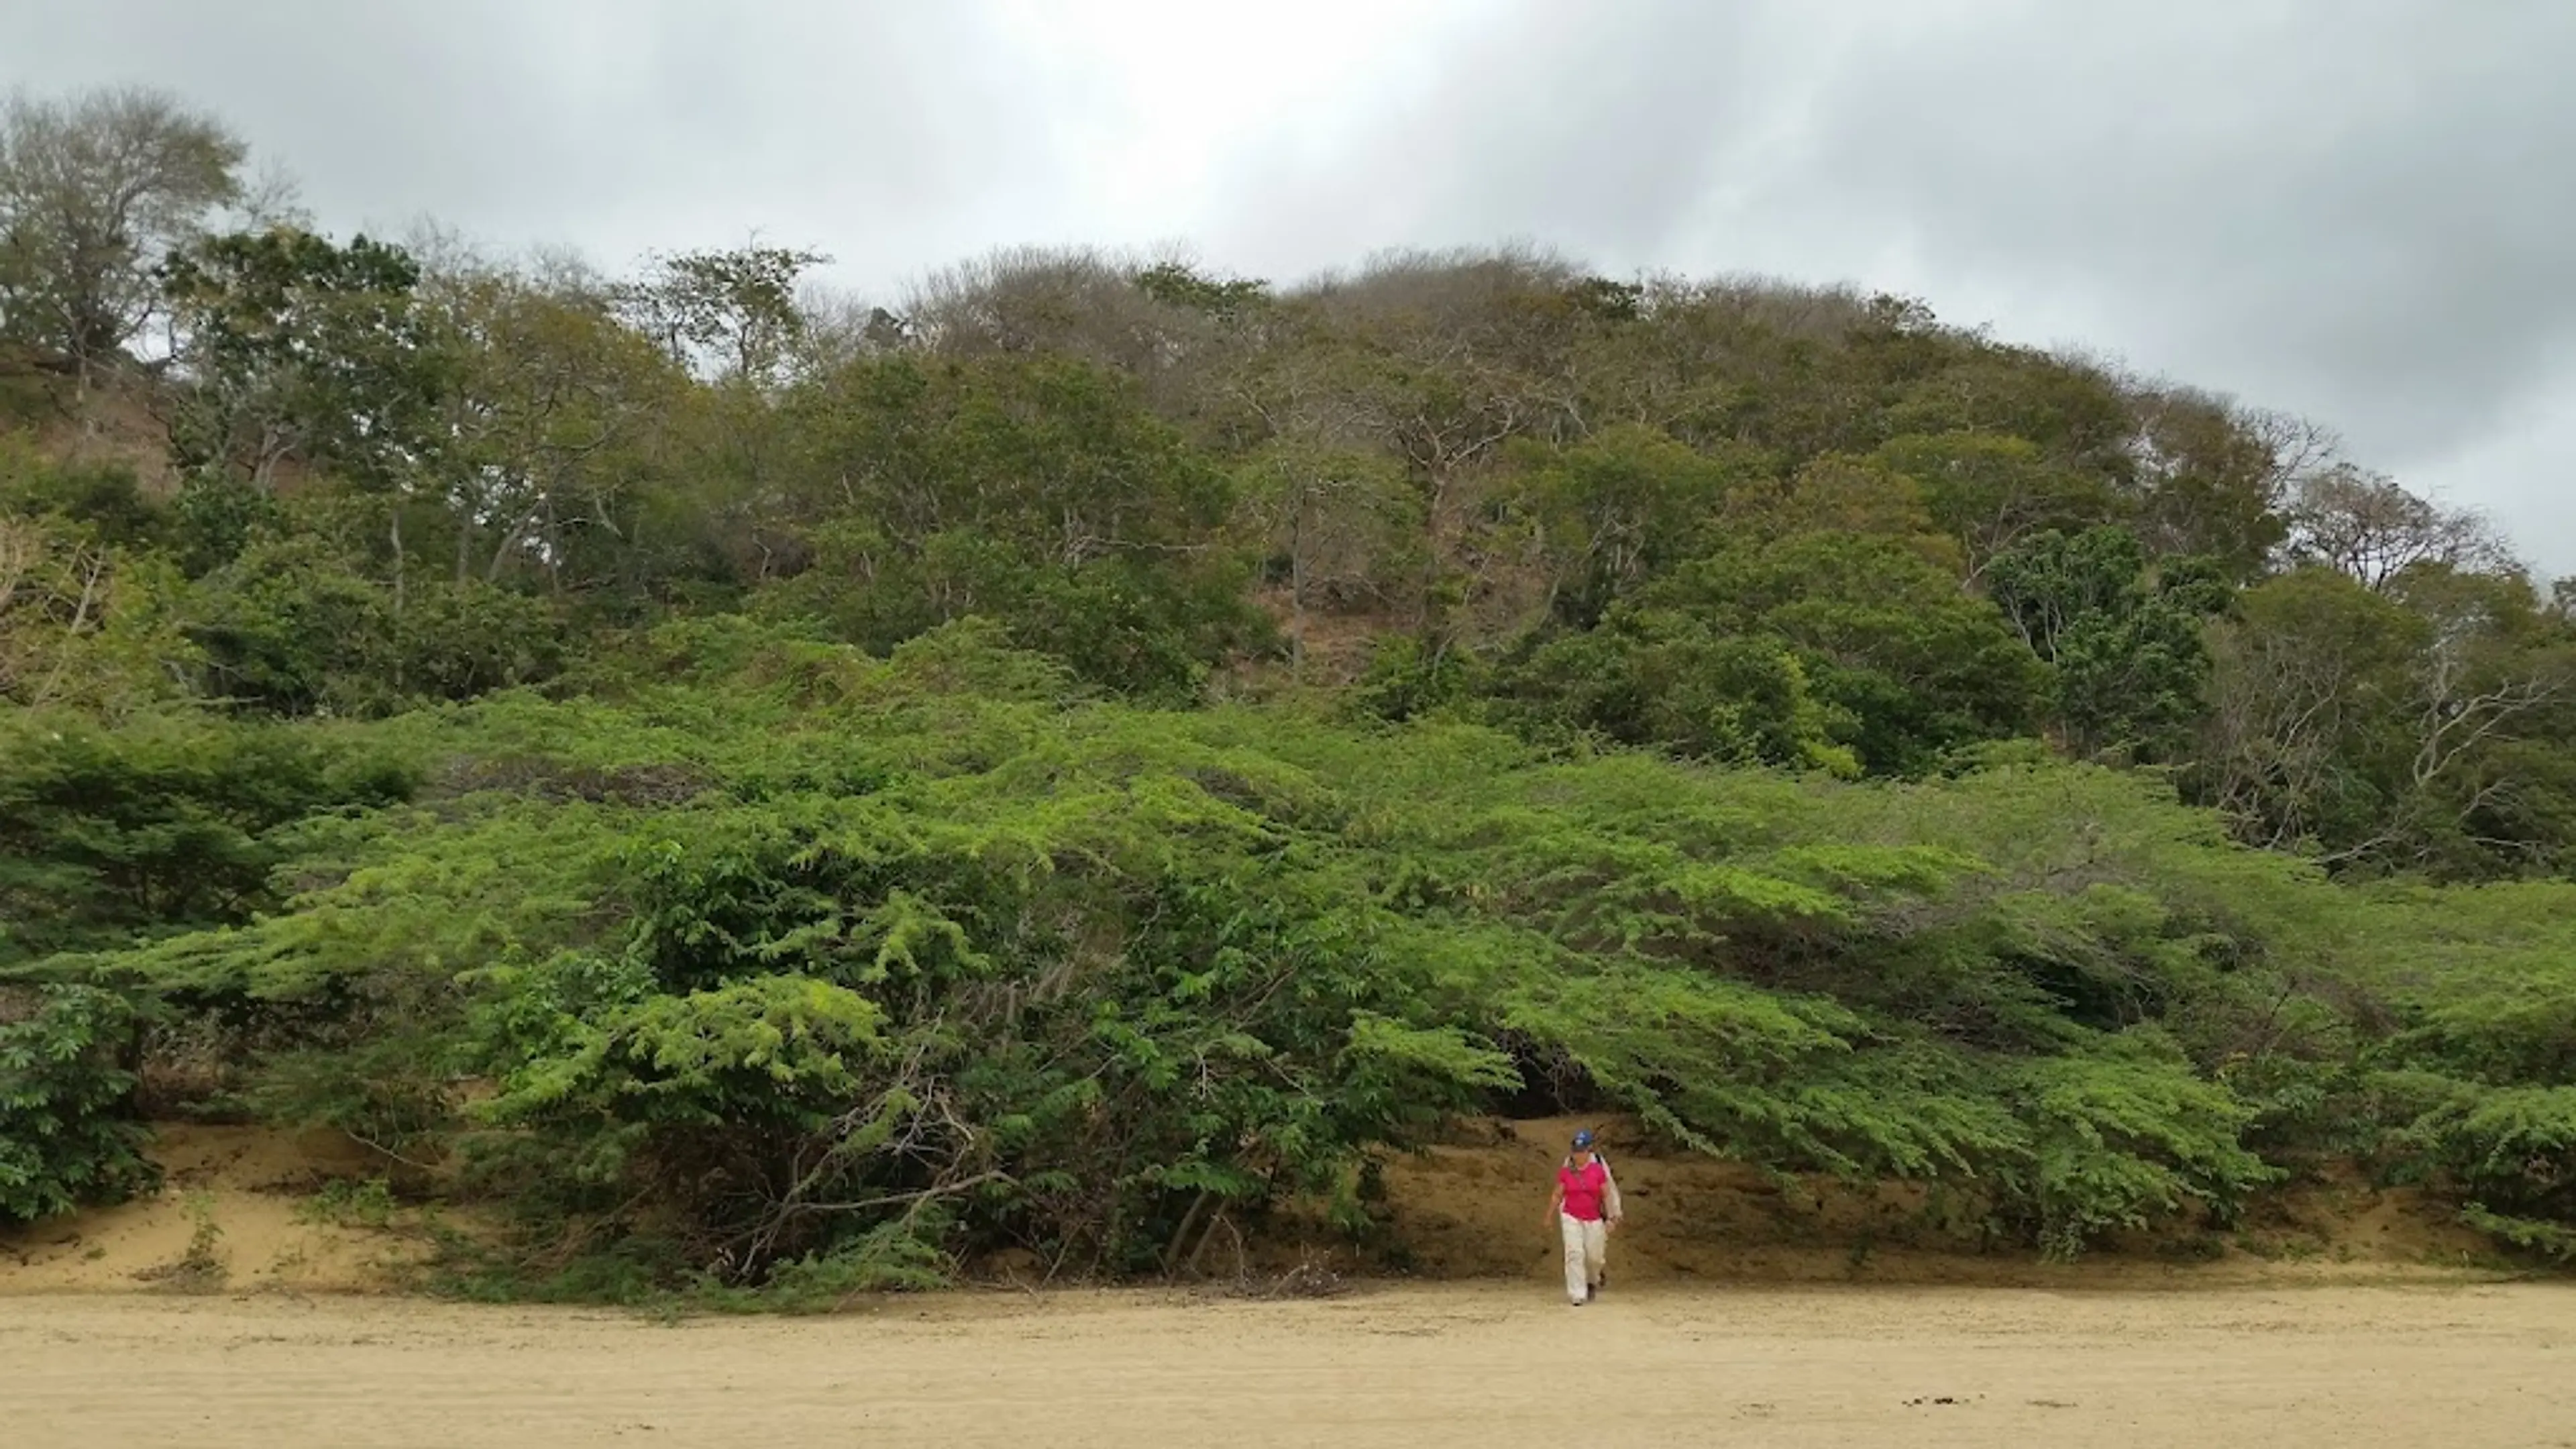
[4,1281,2573,1448]
[7,1119,2568,1446]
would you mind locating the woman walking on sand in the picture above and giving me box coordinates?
[1546,1129,1621,1305]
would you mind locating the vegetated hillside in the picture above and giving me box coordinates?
[4,87,2575,1299]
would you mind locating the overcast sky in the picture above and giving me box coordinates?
[13,0,2572,578]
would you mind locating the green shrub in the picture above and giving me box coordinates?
[28,625,2576,1287]
[0,711,415,967]
[0,985,158,1226]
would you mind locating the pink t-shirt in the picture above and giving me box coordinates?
[1558,1159,1609,1222]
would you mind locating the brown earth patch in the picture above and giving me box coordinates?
[1,1114,2514,1300]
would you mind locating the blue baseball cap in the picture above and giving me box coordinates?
[1571,1130,1595,1150]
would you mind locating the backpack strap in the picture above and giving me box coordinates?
[1559,1154,1622,1219]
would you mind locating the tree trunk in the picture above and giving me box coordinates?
[1289,498,1309,681]
[389,504,407,615]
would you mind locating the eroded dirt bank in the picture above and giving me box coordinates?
[5,1282,2573,1448]
[0,1116,2504,1295]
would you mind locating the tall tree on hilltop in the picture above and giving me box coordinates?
[158,228,453,592]
[160,228,449,494]
[421,260,688,593]
[0,89,248,384]
[612,244,827,388]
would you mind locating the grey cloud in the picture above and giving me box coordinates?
[9,0,1065,278]
[1201,1,1835,272]
[1788,3,2576,452]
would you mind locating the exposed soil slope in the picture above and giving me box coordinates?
[1375,1115,2497,1287]
[0,1125,433,1293]
[1,1114,2501,1297]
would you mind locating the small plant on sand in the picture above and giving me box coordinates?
[178,1190,227,1283]
[298,1176,398,1230]
[700,1220,953,1315]
[142,1189,229,1292]
[1219,1250,1352,1302]
[2153,1233,2229,1263]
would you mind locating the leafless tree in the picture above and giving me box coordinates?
[2198,604,2384,852]
[2238,407,2343,497]
[2099,384,2349,576]
[910,246,1197,362]
[2202,565,2573,867]
[792,280,910,375]
[1233,438,1419,672]
[0,513,110,706]
[0,513,35,616]
[2284,465,2516,590]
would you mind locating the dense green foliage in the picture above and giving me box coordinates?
[9,623,2576,1285]
[0,711,412,965]
[4,85,2573,1286]
[1,985,159,1225]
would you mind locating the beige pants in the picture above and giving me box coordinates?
[1559,1212,1607,1303]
